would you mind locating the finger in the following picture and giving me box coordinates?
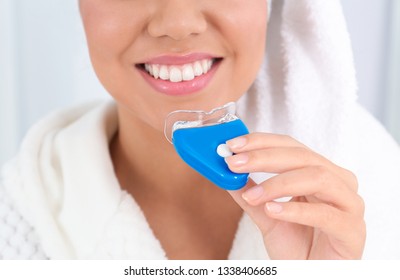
[264,201,365,245]
[228,181,278,235]
[225,147,357,190]
[242,166,363,214]
[225,146,327,174]
[226,133,307,153]
[226,133,358,192]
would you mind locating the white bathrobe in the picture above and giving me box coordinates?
[1,0,400,260]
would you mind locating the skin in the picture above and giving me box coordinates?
[79,0,366,259]
[226,134,365,259]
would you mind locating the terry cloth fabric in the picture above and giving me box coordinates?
[237,0,400,259]
[1,0,400,259]
[0,102,267,259]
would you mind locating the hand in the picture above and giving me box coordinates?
[225,133,366,260]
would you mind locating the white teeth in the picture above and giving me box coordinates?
[201,59,209,74]
[170,67,182,83]
[143,58,215,82]
[159,65,169,80]
[182,64,195,81]
[193,61,203,76]
[152,65,159,79]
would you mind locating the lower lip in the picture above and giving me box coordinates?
[138,61,220,96]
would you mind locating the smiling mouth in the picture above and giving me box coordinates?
[137,58,222,83]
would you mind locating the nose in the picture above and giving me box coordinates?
[147,0,207,41]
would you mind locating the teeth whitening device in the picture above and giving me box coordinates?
[164,102,249,190]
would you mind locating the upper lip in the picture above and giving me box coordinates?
[138,53,219,65]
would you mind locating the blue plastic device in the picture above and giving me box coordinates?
[172,118,249,190]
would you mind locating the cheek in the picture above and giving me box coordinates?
[220,1,267,50]
[80,2,169,131]
[80,1,147,104]
[237,21,266,76]
[237,5,268,59]
[80,1,144,63]
[224,7,267,95]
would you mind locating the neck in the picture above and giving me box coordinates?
[110,104,243,259]
[110,104,215,198]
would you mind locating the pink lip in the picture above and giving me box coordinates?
[141,53,215,65]
[136,53,221,96]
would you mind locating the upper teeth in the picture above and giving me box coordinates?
[144,59,214,83]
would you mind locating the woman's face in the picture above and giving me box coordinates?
[79,0,267,132]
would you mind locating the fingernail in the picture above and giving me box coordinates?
[265,202,283,214]
[227,136,247,149]
[242,185,264,202]
[225,154,249,166]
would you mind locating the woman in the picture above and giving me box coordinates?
[1,0,399,260]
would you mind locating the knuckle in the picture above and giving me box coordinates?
[315,204,342,230]
[335,166,358,192]
[320,205,336,227]
[266,174,291,196]
[310,165,331,185]
[345,169,359,191]
[353,194,365,217]
[277,174,292,190]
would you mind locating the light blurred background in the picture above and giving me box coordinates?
[1,0,399,165]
